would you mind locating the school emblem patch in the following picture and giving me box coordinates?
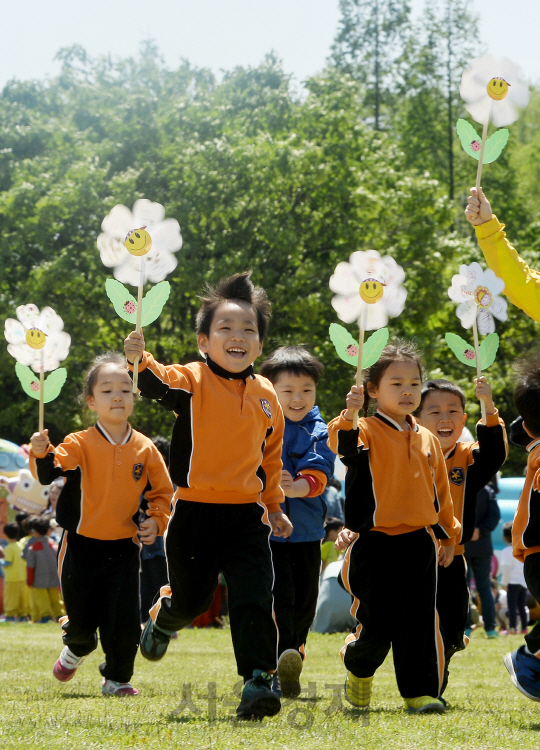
[132,463,144,482]
[260,399,272,418]
[449,467,465,486]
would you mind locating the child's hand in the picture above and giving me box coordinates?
[269,511,293,538]
[30,430,50,456]
[345,385,363,421]
[280,470,295,495]
[475,376,496,416]
[139,517,159,545]
[438,545,455,568]
[124,331,145,364]
[335,528,358,551]
[465,187,492,226]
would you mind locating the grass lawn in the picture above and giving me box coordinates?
[0,623,539,749]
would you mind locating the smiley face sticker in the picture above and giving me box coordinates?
[124,227,152,257]
[359,278,385,305]
[25,328,47,350]
[487,77,510,102]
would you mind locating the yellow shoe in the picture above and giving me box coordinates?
[344,672,373,708]
[404,696,445,714]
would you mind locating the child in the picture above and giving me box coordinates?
[415,378,507,691]
[501,522,528,635]
[504,357,540,700]
[321,517,344,572]
[465,187,540,325]
[30,352,172,697]
[328,341,460,714]
[2,522,28,621]
[23,515,65,623]
[124,272,292,720]
[259,346,335,698]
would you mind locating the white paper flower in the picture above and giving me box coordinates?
[97,199,182,286]
[448,262,507,335]
[329,250,407,331]
[4,304,71,373]
[460,54,530,127]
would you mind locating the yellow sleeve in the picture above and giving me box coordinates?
[476,216,540,323]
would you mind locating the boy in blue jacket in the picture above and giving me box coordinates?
[260,347,335,698]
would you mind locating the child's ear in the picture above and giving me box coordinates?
[462,413,467,426]
[523,421,535,438]
[86,394,96,412]
[197,333,209,355]
[366,381,377,399]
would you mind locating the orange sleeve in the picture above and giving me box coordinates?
[144,446,173,536]
[260,396,285,514]
[431,437,461,546]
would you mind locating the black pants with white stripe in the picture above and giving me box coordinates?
[152,500,278,680]
[59,532,141,684]
[341,527,443,699]
[270,539,321,658]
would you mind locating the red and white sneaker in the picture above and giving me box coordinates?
[53,646,87,682]
[102,679,139,697]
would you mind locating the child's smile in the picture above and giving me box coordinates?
[197,300,263,374]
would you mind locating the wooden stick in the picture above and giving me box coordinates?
[38,369,45,434]
[475,118,490,191]
[472,312,487,425]
[132,258,145,394]
[352,306,367,427]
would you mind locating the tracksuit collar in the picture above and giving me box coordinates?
[375,410,418,433]
[205,355,254,381]
[96,421,132,446]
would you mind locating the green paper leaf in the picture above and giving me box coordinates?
[43,368,67,403]
[105,279,138,324]
[329,324,389,368]
[362,327,389,368]
[15,362,42,400]
[479,332,499,369]
[445,333,477,367]
[141,281,171,327]
[484,129,509,164]
[329,323,359,366]
[456,119,482,160]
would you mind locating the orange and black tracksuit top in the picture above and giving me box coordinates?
[513,439,540,563]
[29,423,172,541]
[444,411,507,555]
[129,352,285,514]
[327,410,460,542]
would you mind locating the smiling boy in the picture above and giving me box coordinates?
[124,272,292,721]
[415,377,507,696]
[259,347,335,698]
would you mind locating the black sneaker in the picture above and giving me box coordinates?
[236,670,281,720]
[140,619,173,662]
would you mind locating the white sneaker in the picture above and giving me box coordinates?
[102,679,139,696]
[53,646,87,682]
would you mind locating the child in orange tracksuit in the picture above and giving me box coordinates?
[30,353,172,697]
[415,378,507,695]
[328,341,460,715]
[125,271,293,720]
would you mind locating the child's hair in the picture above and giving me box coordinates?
[414,379,466,416]
[259,346,324,384]
[152,436,171,465]
[196,271,272,342]
[362,340,423,416]
[324,516,345,533]
[503,521,513,540]
[4,522,20,541]
[514,355,540,438]
[15,512,30,536]
[82,352,128,402]
[32,515,53,536]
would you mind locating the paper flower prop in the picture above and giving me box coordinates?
[329,250,407,332]
[329,324,389,369]
[98,200,182,392]
[97,199,182,286]
[460,55,530,128]
[448,262,507,335]
[4,304,70,430]
[456,119,509,163]
[446,262,506,424]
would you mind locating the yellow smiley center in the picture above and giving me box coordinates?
[487,77,509,101]
[359,279,384,305]
[124,228,152,257]
[25,328,46,349]
[474,286,492,309]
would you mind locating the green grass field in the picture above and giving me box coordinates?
[0,623,539,749]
